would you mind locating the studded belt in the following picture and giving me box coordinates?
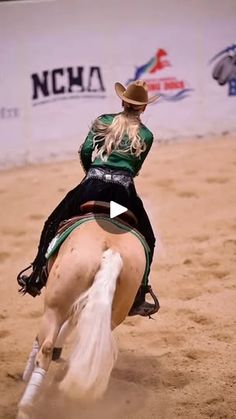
[85,167,134,188]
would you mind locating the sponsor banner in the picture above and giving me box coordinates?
[0,0,236,167]
[126,48,194,102]
[32,66,106,106]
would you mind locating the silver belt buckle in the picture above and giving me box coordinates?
[105,174,112,180]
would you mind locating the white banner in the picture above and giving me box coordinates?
[0,0,236,167]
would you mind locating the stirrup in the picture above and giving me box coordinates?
[129,285,160,317]
[129,301,160,317]
[17,264,42,297]
[147,285,160,313]
[17,264,32,289]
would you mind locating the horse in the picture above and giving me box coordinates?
[17,201,148,419]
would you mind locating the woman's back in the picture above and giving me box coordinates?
[80,112,154,177]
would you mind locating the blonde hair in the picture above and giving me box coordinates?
[91,104,146,161]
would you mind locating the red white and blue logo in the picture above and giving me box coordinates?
[127,48,193,102]
[210,44,236,96]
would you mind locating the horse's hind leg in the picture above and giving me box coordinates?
[22,338,40,382]
[22,315,71,382]
[52,317,75,361]
[18,308,63,417]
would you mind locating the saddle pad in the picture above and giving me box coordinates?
[45,215,150,285]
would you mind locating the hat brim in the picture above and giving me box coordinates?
[115,82,159,105]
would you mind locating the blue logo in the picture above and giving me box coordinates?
[210,44,236,96]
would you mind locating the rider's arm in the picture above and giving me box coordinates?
[134,131,154,175]
[79,129,94,172]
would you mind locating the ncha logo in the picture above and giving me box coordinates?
[32,66,106,105]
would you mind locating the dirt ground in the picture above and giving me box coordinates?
[0,134,236,419]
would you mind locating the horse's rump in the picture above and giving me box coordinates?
[17,217,147,417]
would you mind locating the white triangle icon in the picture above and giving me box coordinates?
[110,201,127,218]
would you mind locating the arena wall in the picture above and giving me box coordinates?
[0,0,235,167]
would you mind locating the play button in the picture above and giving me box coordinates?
[110,201,127,219]
[86,200,131,235]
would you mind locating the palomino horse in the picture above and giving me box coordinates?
[17,202,147,418]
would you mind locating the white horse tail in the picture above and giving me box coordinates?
[59,248,123,400]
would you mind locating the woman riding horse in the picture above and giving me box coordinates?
[17,80,160,317]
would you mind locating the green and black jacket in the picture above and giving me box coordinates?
[80,113,154,176]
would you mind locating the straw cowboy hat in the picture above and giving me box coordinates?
[115,80,159,105]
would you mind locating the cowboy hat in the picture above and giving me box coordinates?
[115,80,159,105]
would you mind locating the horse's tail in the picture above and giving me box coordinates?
[59,248,123,400]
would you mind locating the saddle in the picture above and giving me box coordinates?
[58,200,138,235]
